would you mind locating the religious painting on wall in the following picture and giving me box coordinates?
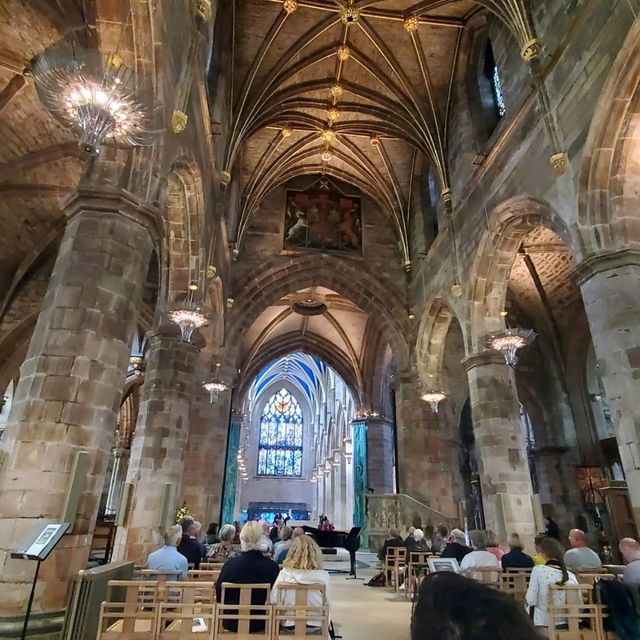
[284,176,362,252]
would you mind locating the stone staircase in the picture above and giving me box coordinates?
[366,493,460,551]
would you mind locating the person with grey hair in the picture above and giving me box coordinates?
[273,525,293,563]
[177,516,204,568]
[215,521,280,632]
[406,528,431,553]
[207,524,241,562]
[146,524,188,578]
[441,528,472,563]
[258,519,274,556]
[460,530,500,581]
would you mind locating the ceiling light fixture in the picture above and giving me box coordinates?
[421,389,447,414]
[31,42,157,155]
[321,147,333,162]
[169,284,210,343]
[485,328,536,367]
[203,363,229,404]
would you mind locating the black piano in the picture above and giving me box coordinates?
[302,526,362,576]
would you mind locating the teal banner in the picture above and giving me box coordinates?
[221,415,242,525]
[352,420,368,547]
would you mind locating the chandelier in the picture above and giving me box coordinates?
[168,285,210,343]
[203,362,229,404]
[31,42,157,155]
[485,328,536,367]
[420,389,447,414]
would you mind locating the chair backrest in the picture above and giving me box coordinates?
[106,580,158,608]
[547,583,601,640]
[157,602,215,640]
[386,547,407,564]
[188,570,221,583]
[408,552,431,566]
[575,572,617,584]
[272,582,329,639]
[97,601,157,639]
[215,583,273,639]
[200,561,225,571]
[499,571,530,605]
[165,581,216,605]
[465,567,501,587]
[140,569,183,582]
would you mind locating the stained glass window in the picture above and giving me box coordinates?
[257,388,303,477]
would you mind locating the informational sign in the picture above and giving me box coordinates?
[12,522,70,561]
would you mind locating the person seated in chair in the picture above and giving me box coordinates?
[501,533,534,570]
[459,530,500,582]
[207,523,241,562]
[378,528,405,562]
[564,528,602,573]
[215,521,280,632]
[271,535,332,633]
[177,517,205,569]
[619,537,640,587]
[406,529,431,553]
[440,529,472,563]
[146,524,188,579]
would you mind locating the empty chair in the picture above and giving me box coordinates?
[384,547,407,591]
[406,551,431,600]
[215,582,272,639]
[106,580,159,608]
[157,601,216,640]
[547,583,601,640]
[165,581,216,605]
[97,601,157,639]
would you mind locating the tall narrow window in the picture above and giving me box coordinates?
[257,388,303,477]
[483,40,506,119]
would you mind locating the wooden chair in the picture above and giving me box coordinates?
[271,582,329,639]
[463,567,501,588]
[406,552,431,601]
[189,569,221,583]
[165,581,216,605]
[499,569,531,605]
[384,547,407,591]
[201,561,226,571]
[575,572,617,585]
[547,583,602,640]
[141,570,184,601]
[214,582,272,640]
[97,601,157,639]
[157,602,216,640]
[106,580,159,607]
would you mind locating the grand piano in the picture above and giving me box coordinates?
[302,526,362,577]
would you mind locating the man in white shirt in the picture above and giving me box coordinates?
[564,529,602,573]
[459,530,500,582]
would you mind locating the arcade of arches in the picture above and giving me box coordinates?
[1,0,640,635]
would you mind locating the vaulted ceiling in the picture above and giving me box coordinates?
[228,0,484,259]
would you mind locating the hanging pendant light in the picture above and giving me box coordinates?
[31,42,158,155]
[203,362,229,404]
[485,310,536,367]
[420,389,447,414]
[169,284,210,343]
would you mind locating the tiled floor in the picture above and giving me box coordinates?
[330,555,412,640]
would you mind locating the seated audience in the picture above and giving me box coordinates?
[275,527,305,564]
[532,535,546,566]
[501,533,534,570]
[258,520,274,556]
[206,522,220,545]
[431,525,449,554]
[215,521,280,632]
[146,524,188,578]
[404,526,416,545]
[207,523,241,562]
[177,516,204,568]
[193,520,208,558]
[526,537,578,629]
[619,537,640,587]
[459,530,500,581]
[273,525,292,561]
[564,528,602,573]
[440,529,472,563]
[271,535,332,631]
[412,572,546,640]
[378,528,405,562]
[485,530,505,561]
[406,529,431,553]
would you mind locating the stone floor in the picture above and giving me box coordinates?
[330,554,412,640]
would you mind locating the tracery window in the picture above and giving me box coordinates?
[483,40,506,119]
[257,388,303,477]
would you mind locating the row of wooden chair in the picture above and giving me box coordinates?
[97,581,330,640]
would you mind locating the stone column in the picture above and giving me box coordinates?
[0,189,157,620]
[395,372,460,518]
[181,390,231,526]
[463,352,537,542]
[114,330,199,564]
[577,251,640,526]
[365,417,395,493]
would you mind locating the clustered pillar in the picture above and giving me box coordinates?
[0,190,157,619]
[463,352,537,542]
[114,330,199,564]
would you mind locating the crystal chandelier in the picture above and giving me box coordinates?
[203,363,229,404]
[31,42,157,155]
[168,285,210,343]
[485,328,536,367]
[420,389,447,414]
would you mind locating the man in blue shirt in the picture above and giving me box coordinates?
[146,524,188,578]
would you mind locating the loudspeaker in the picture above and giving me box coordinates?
[531,494,545,533]
[116,482,132,527]
[158,483,172,528]
[60,450,90,528]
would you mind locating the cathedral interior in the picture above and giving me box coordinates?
[1,0,640,636]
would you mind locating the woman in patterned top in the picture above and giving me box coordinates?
[207,523,241,562]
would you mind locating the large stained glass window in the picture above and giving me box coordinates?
[257,388,303,477]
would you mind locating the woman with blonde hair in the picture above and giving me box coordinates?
[270,534,332,633]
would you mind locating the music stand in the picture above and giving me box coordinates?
[343,527,363,581]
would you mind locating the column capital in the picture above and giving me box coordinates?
[574,248,640,285]
[63,187,163,241]
[462,350,507,372]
